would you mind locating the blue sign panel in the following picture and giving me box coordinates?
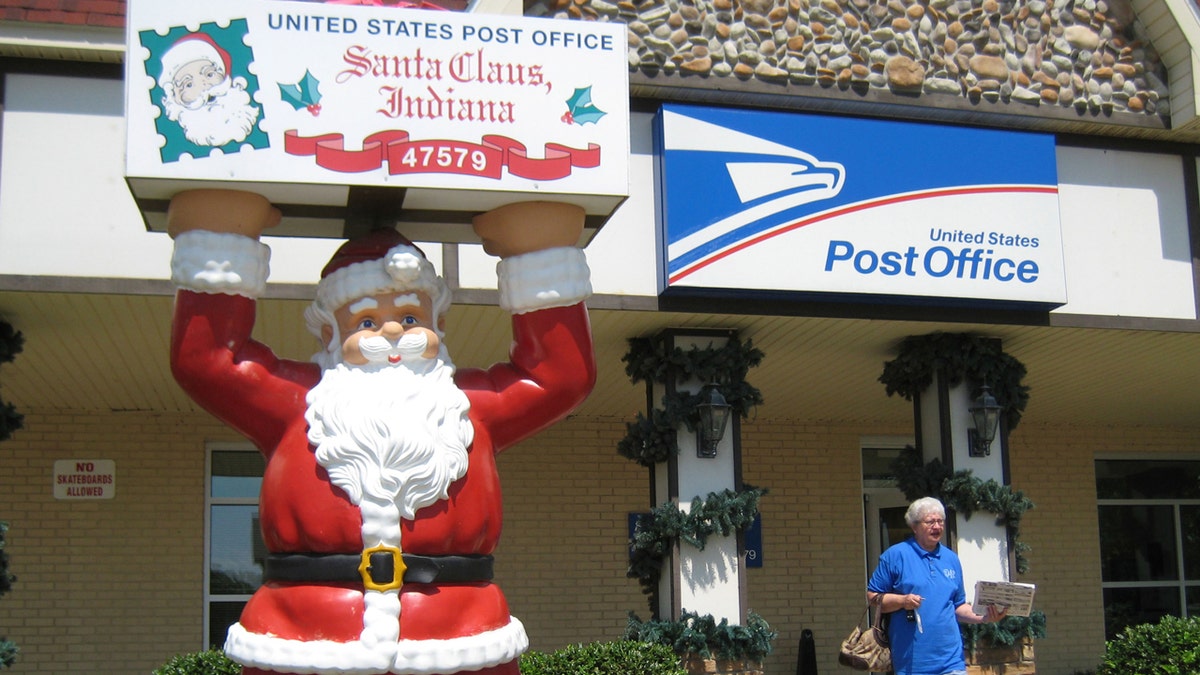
[744,512,762,568]
[657,104,1067,308]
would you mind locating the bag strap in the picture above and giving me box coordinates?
[867,593,886,628]
[857,605,872,624]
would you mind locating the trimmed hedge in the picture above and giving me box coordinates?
[520,640,688,675]
[1097,615,1200,675]
[152,649,240,675]
[155,642,686,675]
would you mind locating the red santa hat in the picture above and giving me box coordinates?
[315,229,448,319]
[159,33,232,86]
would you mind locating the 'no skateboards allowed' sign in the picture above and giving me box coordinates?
[124,0,630,243]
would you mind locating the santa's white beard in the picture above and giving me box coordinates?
[166,79,260,146]
[304,350,473,520]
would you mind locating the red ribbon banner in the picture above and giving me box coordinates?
[284,129,601,181]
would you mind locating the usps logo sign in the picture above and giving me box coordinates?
[657,105,1067,309]
[124,0,629,241]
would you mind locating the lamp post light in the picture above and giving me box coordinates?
[967,383,1003,457]
[695,383,732,458]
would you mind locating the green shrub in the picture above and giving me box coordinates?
[0,641,15,670]
[152,649,240,675]
[0,520,17,670]
[1097,615,1200,675]
[519,640,687,675]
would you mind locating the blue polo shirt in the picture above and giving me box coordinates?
[867,537,967,675]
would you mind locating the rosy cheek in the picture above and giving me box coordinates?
[341,335,368,365]
[421,329,440,358]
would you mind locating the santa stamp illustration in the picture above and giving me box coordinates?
[167,189,596,675]
[139,21,268,160]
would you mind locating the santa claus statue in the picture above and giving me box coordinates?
[167,189,596,675]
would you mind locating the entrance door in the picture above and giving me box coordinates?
[864,490,910,573]
[862,488,907,675]
[861,439,912,577]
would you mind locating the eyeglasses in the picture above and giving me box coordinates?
[920,518,945,527]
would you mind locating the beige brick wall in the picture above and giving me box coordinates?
[0,409,242,673]
[1007,423,1200,675]
[0,408,1194,674]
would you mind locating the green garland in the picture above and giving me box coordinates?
[878,332,1030,429]
[618,336,764,467]
[628,487,767,602]
[619,335,772,660]
[623,335,764,391]
[883,332,1038,574]
[960,612,1047,653]
[0,322,24,443]
[891,446,1035,574]
[625,610,777,662]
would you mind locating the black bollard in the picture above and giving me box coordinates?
[796,628,817,675]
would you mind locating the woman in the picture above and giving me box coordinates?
[866,497,1007,675]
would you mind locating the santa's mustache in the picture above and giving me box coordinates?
[357,332,429,364]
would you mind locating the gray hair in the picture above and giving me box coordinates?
[905,497,946,527]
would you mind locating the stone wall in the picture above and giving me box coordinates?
[532,0,1169,120]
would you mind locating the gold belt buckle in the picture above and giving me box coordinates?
[359,544,405,592]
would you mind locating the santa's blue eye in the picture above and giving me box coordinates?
[402,315,419,325]
[356,318,378,331]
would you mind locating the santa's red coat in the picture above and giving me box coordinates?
[171,289,595,674]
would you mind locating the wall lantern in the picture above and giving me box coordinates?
[694,383,732,458]
[967,383,1003,457]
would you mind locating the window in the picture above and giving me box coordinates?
[206,447,266,648]
[1095,459,1200,639]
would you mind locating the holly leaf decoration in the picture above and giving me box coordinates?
[279,70,323,116]
[561,86,606,126]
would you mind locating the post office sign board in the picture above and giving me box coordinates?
[658,104,1068,309]
[124,0,629,242]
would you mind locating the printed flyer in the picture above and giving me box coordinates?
[974,580,1036,617]
[124,0,629,241]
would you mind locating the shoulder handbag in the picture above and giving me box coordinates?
[838,600,891,672]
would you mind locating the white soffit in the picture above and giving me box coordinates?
[1139,0,1200,131]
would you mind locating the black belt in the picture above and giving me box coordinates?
[265,549,493,591]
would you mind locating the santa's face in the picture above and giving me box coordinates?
[326,290,443,367]
[171,58,226,108]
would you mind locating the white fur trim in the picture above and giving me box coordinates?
[159,36,225,85]
[171,230,269,298]
[317,245,446,313]
[224,616,529,675]
[496,247,591,315]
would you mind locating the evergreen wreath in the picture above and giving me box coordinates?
[0,321,24,443]
[618,336,763,467]
[878,332,1030,429]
